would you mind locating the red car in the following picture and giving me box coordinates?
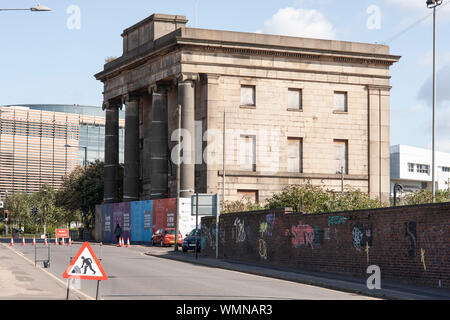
[152,228,183,247]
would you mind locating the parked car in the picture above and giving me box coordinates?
[182,229,201,253]
[152,228,183,247]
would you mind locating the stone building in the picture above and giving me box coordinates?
[95,13,400,205]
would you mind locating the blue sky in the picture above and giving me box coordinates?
[0,0,449,152]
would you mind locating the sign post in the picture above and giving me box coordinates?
[63,242,107,300]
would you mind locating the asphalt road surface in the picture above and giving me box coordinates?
[6,241,376,300]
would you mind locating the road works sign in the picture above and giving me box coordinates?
[63,242,107,281]
[56,229,69,238]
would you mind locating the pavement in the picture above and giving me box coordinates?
[0,243,87,300]
[143,245,450,300]
[1,238,449,300]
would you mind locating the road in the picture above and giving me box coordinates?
[3,240,376,300]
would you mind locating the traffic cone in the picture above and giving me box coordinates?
[61,237,65,246]
[22,237,26,246]
[68,237,72,246]
[10,237,14,246]
[54,238,58,246]
[126,237,131,248]
[44,236,48,246]
[32,236,36,246]
[120,237,124,247]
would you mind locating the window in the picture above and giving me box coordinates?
[288,138,303,173]
[239,135,256,172]
[441,167,450,172]
[334,140,348,174]
[417,164,430,174]
[334,92,348,112]
[241,85,255,106]
[408,163,415,173]
[288,89,302,110]
[237,190,259,204]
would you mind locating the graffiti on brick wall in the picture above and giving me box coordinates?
[265,213,275,236]
[405,221,417,258]
[258,239,267,260]
[328,216,348,226]
[260,222,270,237]
[352,224,373,252]
[201,224,216,250]
[313,226,324,246]
[290,222,315,249]
[233,218,246,243]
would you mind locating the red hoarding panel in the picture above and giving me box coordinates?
[152,198,176,233]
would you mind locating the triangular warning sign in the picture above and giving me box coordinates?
[63,242,107,281]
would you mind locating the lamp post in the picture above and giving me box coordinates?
[65,145,88,229]
[426,0,443,203]
[0,5,51,12]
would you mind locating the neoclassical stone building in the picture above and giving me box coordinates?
[95,13,400,205]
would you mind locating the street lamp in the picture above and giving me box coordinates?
[426,0,443,203]
[65,144,88,229]
[0,4,52,12]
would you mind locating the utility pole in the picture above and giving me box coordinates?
[341,166,344,193]
[175,105,182,252]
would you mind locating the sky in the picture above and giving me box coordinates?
[0,0,449,152]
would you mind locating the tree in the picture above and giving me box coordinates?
[401,189,450,206]
[56,160,123,229]
[6,192,31,229]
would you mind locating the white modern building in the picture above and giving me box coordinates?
[390,145,450,194]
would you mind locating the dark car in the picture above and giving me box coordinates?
[182,229,201,253]
[152,228,183,247]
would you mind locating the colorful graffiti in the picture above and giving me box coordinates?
[328,216,348,226]
[291,222,315,249]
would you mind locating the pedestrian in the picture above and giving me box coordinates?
[114,224,122,246]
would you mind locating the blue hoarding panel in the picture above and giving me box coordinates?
[131,200,153,243]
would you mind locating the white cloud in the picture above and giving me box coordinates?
[258,7,336,40]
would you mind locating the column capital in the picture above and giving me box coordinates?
[366,85,392,93]
[102,99,122,111]
[177,73,199,84]
[148,81,172,95]
[122,93,140,105]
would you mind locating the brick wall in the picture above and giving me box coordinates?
[201,203,450,289]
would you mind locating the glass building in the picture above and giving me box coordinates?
[0,104,125,197]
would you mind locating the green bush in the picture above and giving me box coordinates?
[265,182,386,214]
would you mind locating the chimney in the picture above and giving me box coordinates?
[122,14,188,53]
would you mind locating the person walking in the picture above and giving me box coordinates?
[114,224,122,246]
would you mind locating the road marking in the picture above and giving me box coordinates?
[1,243,94,300]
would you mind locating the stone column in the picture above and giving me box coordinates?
[368,85,391,203]
[178,74,198,198]
[103,100,121,204]
[150,84,170,199]
[123,93,140,202]
[142,92,153,200]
